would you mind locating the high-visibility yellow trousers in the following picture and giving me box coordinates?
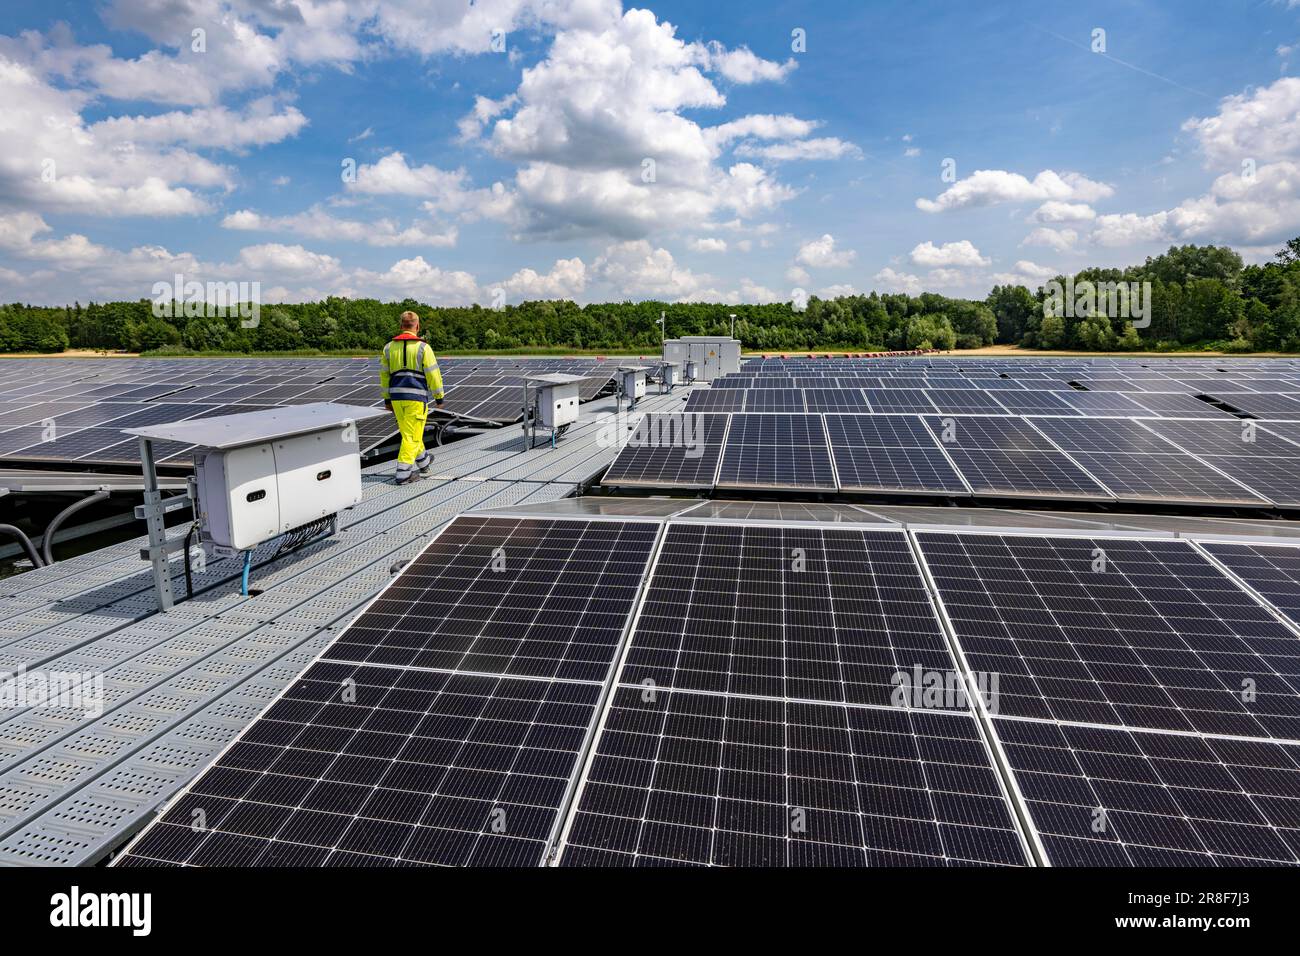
[392,400,431,479]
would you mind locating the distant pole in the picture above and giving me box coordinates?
[729,313,736,338]
[659,310,665,345]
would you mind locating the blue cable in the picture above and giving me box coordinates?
[240,550,252,596]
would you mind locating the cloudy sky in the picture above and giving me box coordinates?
[0,0,1297,308]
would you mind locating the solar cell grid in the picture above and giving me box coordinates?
[924,389,1008,414]
[824,414,968,495]
[621,525,954,704]
[864,388,938,413]
[1143,419,1300,505]
[988,391,1080,415]
[682,389,746,413]
[328,517,659,680]
[559,687,1030,867]
[716,414,837,490]
[1026,418,1267,505]
[602,413,728,489]
[1216,392,1300,419]
[801,387,870,412]
[742,388,806,412]
[995,719,1300,866]
[921,416,1112,500]
[121,666,605,867]
[917,532,1300,741]
[1123,392,1235,419]
[1058,392,1148,416]
[1201,542,1300,630]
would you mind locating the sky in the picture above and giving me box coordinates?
[1,0,1299,308]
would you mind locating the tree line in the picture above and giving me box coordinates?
[2,239,1298,355]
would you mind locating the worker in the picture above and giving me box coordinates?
[379,310,444,484]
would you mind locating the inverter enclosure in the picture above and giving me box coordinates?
[538,380,581,428]
[274,429,363,533]
[195,443,280,550]
[620,368,647,401]
[663,336,740,381]
[195,425,362,550]
[659,362,680,388]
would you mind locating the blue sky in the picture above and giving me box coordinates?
[1,0,1298,307]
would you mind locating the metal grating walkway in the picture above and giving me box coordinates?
[0,388,690,865]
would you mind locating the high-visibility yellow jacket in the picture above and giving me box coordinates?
[380,332,444,404]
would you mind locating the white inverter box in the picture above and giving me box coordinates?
[194,443,281,551]
[195,425,363,551]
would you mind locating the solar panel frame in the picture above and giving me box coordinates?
[715,413,838,492]
[802,388,871,413]
[823,414,970,496]
[602,413,730,489]
[683,390,745,413]
[920,416,1114,501]
[915,531,1300,741]
[994,718,1300,866]
[1026,417,1270,506]
[742,388,807,413]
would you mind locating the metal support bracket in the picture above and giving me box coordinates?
[136,436,183,612]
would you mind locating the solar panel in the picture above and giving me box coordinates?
[916,533,1300,740]
[117,515,661,867]
[560,688,1029,866]
[1215,392,1300,420]
[1027,418,1268,505]
[924,389,1008,414]
[1122,392,1236,419]
[602,413,728,489]
[716,414,837,491]
[559,524,1030,866]
[683,390,745,413]
[995,719,1300,865]
[864,388,938,413]
[1142,419,1300,505]
[921,416,1112,500]
[824,414,968,495]
[802,388,871,412]
[621,525,956,702]
[47,403,153,427]
[1058,391,1148,416]
[988,391,1080,415]
[6,426,152,463]
[742,388,806,412]
[1200,541,1300,628]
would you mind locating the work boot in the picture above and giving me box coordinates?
[394,470,416,485]
[418,455,433,477]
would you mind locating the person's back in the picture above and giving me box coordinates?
[379,310,444,484]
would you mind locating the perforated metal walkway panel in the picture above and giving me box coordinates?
[0,390,679,864]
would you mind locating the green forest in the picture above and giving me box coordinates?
[4,239,1300,356]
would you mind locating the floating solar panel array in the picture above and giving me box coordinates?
[116,508,1300,866]
[611,355,1300,506]
[602,411,1300,506]
[0,357,621,468]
